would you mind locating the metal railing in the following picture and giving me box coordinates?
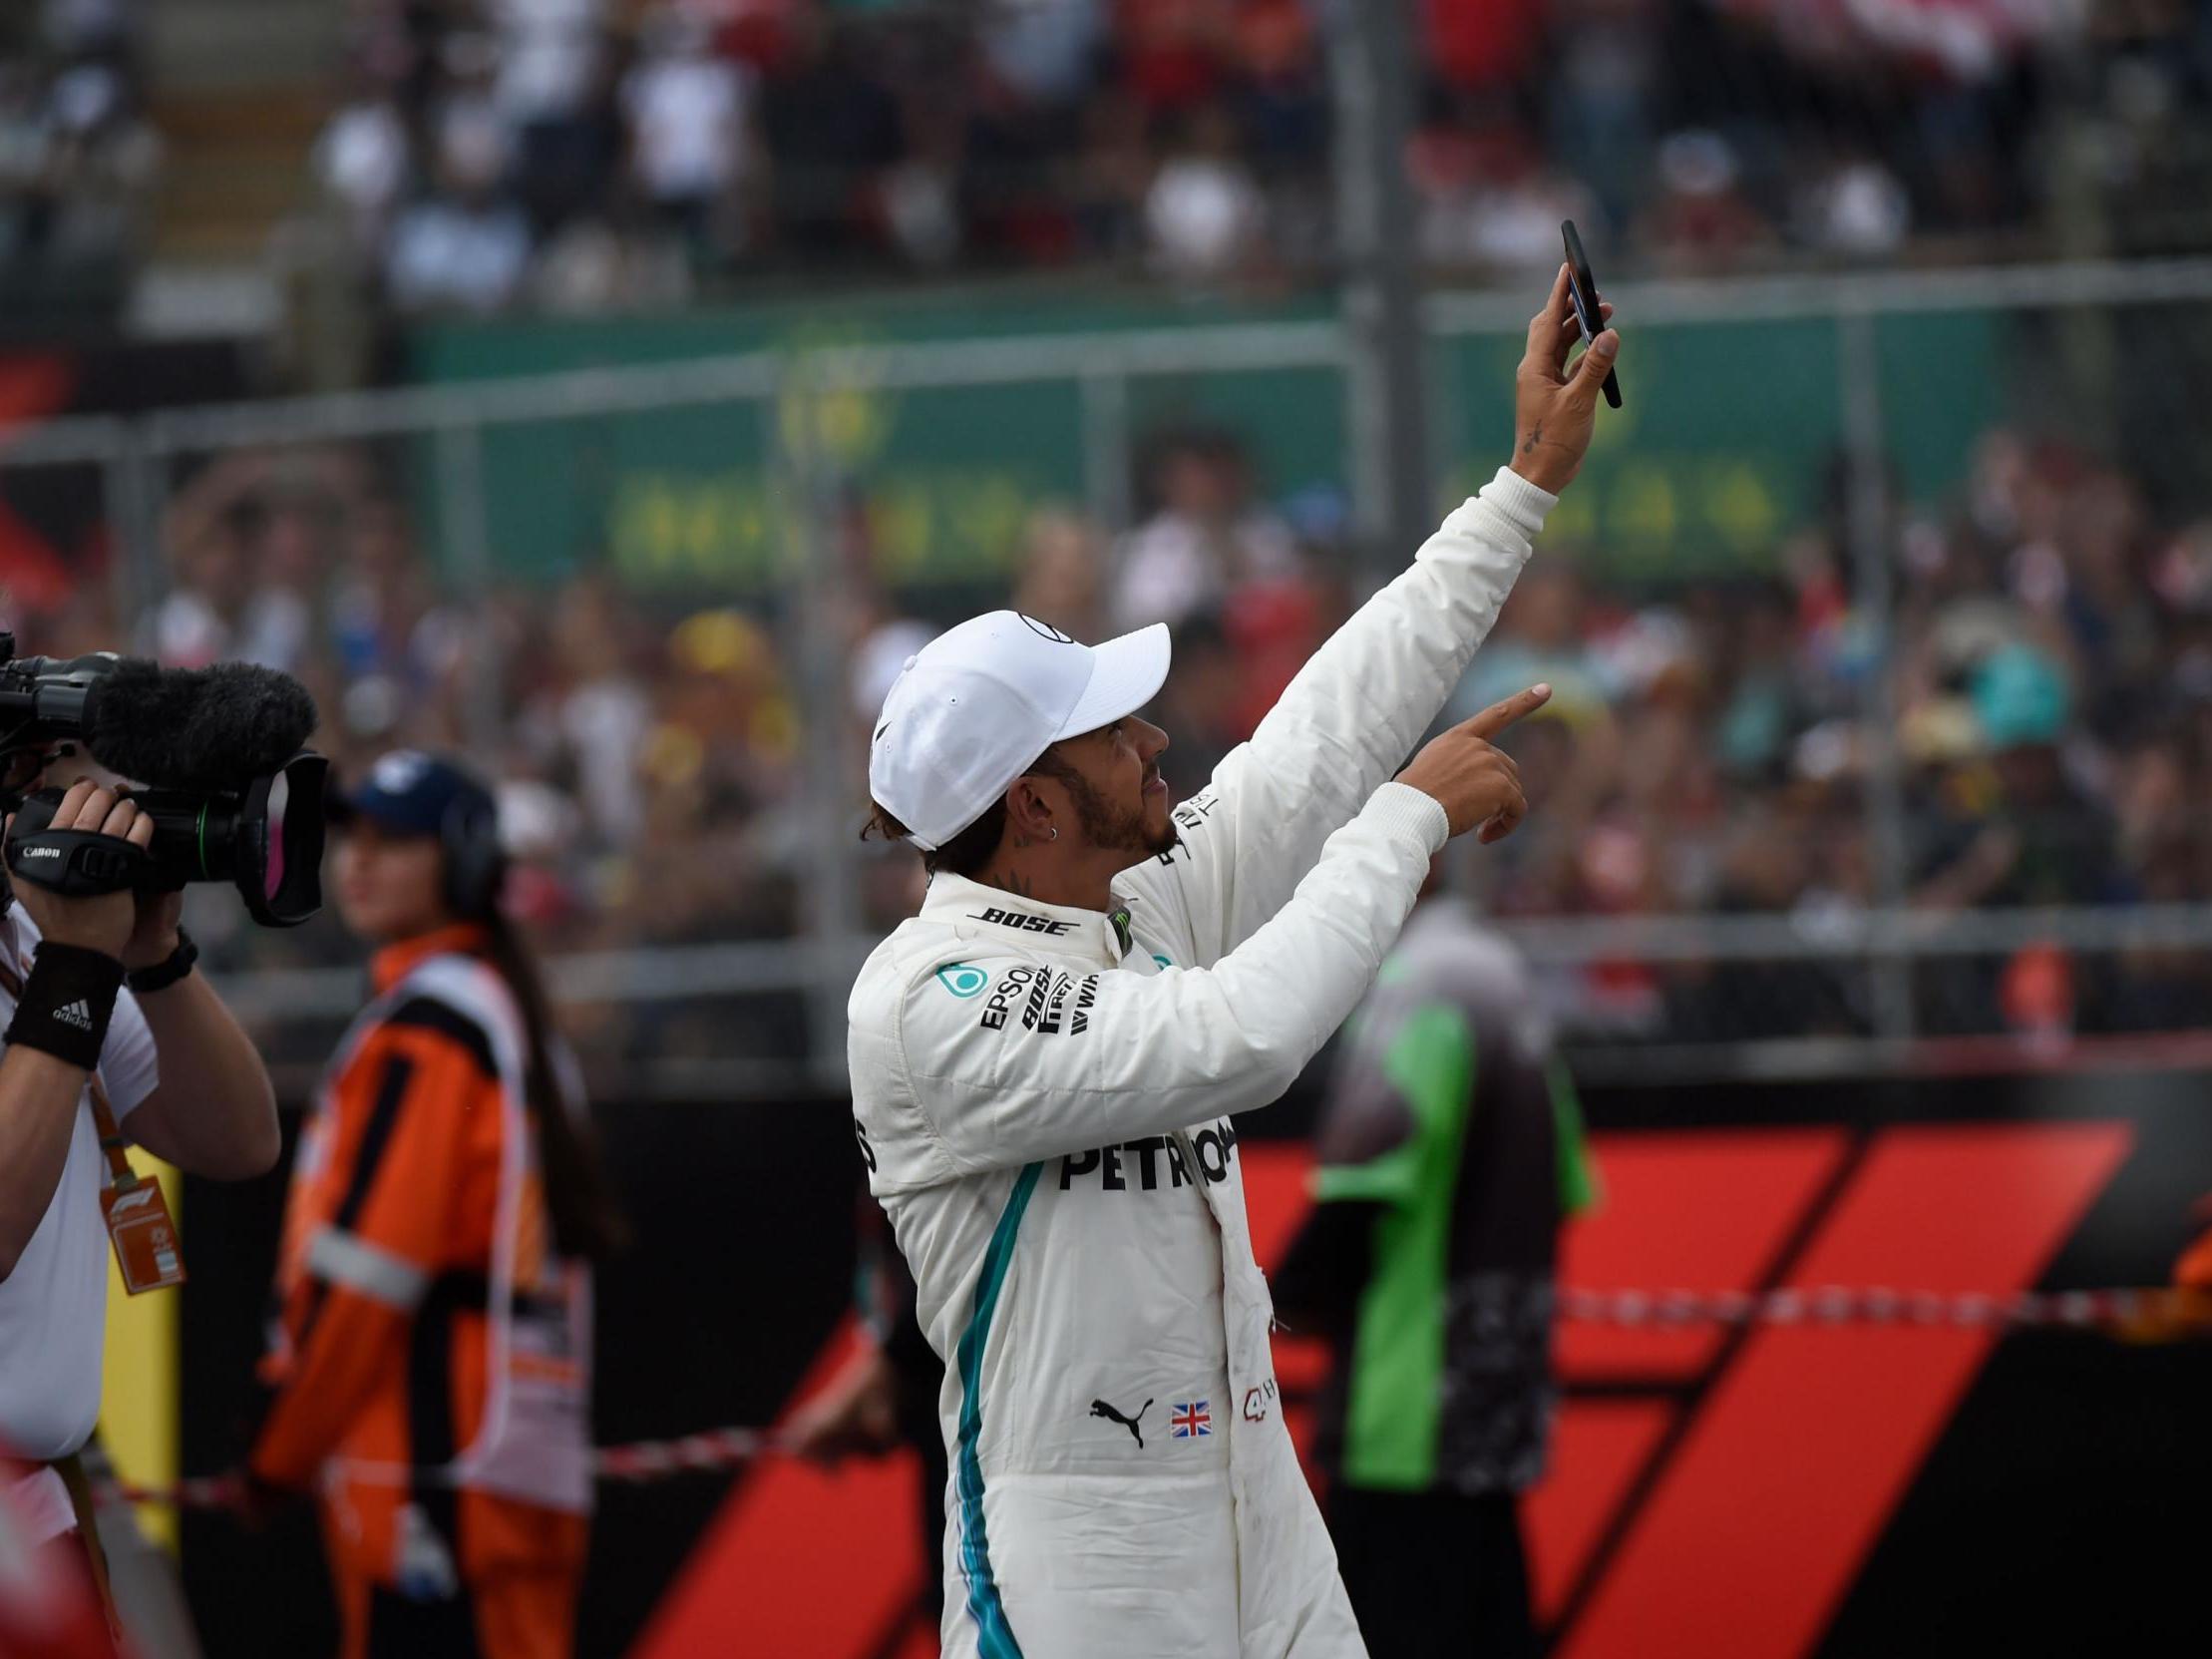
[11,256,2212,1092]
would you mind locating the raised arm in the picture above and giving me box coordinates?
[857,689,1551,1187]
[1120,267,1619,966]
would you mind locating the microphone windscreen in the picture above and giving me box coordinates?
[82,659,319,788]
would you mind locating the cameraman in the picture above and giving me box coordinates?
[0,777,280,1621]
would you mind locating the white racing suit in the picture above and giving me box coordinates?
[848,466,1556,1659]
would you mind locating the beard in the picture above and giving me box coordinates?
[1062,767,1179,861]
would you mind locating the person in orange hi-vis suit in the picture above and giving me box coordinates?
[247,753,624,1659]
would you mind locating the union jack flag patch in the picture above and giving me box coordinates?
[1170,1401,1212,1439]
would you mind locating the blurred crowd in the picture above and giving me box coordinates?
[304,0,2212,316]
[9,1,2212,320]
[4,409,2203,1063]
[0,1,159,319]
[1450,426,2212,1044]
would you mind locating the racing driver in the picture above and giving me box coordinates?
[850,266,1620,1658]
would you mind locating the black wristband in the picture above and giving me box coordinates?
[127,928,198,996]
[6,942,124,1071]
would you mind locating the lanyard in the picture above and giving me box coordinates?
[0,915,184,1291]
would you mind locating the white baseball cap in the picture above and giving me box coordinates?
[868,611,1172,850]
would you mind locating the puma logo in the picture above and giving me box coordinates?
[1089,1397,1152,1450]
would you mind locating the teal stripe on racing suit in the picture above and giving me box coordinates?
[952,1161,1045,1658]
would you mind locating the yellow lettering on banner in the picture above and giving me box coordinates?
[1546,481,1598,544]
[1702,461,1779,555]
[100,1149,181,1552]
[610,477,685,581]
[612,468,1042,588]
[681,485,725,574]
[948,477,1027,575]
[731,481,772,579]
[1435,463,1484,516]
[1610,464,1676,545]
[871,483,932,581]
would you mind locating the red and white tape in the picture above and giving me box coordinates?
[104,1429,778,1511]
[1559,1284,2212,1333]
[102,1285,2209,1511]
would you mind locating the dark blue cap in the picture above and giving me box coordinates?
[331,750,495,838]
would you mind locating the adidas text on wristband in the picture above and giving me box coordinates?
[6,943,124,1072]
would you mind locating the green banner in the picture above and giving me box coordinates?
[409,291,2000,592]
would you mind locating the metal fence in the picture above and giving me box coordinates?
[10,257,2212,1096]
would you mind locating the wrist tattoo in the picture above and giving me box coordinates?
[1522,423,1543,455]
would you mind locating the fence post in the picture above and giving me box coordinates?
[1080,369,1132,534]
[1837,305,1915,1043]
[101,428,162,639]
[433,419,505,756]
[1329,0,1433,580]
[780,357,863,1090]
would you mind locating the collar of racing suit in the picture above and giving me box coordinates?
[370,922,494,994]
[919,873,1132,969]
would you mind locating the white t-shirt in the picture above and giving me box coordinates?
[0,911,160,1546]
[623,53,748,203]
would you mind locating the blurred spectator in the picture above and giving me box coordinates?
[757,10,902,262]
[623,8,753,261]
[980,0,1107,109]
[494,0,613,222]
[1638,130,1775,274]
[1113,429,1297,630]
[1010,508,1112,645]
[1276,883,1597,1659]
[527,571,655,852]
[384,90,534,313]
[314,69,410,256]
[147,454,316,670]
[1793,154,1913,260]
[1414,109,1597,274]
[1143,101,1264,280]
[1426,0,1547,91]
[1450,563,1612,727]
[1913,643,2123,913]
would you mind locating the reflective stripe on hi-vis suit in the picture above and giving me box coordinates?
[251,925,591,1659]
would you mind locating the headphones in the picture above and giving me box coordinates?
[440,793,509,921]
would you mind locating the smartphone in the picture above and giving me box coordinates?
[1561,219,1622,410]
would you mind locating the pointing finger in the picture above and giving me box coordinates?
[1464,682,1554,739]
